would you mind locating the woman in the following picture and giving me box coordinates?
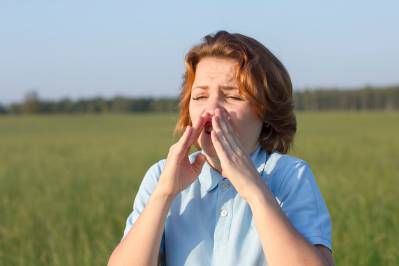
[108,31,334,266]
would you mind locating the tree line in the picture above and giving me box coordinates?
[1,85,398,115]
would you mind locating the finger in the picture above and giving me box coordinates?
[210,125,230,163]
[222,109,240,139]
[177,125,192,148]
[181,111,210,157]
[218,109,235,136]
[216,109,232,141]
[218,109,243,150]
[187,111,210,147]
[214,109,236,149]
[212,112,233,154]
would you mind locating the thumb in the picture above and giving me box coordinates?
[191,153,206,173]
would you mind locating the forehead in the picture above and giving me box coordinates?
[194,57,238,85]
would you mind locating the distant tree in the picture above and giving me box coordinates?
[150,98,179,112]
[0,104,7,114]
[21,90,41,114]
[9,103,22,114]
[57,98,74,113]
[130,98,152,112]
[2,85,398,115]
[111,97,130,112]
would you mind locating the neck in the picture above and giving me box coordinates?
[205,155,222,173]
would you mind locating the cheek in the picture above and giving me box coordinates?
[227,108,247,126]
[231,111,262,135]
[226,116,246,137]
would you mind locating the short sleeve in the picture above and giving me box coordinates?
[122,160,166,254]
[276,160,332,252]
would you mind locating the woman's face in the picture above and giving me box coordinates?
[189,57,263,158]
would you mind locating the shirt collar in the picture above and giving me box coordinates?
[198,144,267,192]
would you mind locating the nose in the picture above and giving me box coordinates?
[203,95,225,116]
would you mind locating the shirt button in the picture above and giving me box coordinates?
[223,183,230,190]
[221,209,228,217]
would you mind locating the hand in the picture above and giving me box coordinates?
[210,108,262,201]
[157,111,210,198]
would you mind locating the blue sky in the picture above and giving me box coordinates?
[0,0,398,104]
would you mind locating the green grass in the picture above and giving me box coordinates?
[0,112,398,265]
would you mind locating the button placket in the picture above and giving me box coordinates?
[213,180,234,252]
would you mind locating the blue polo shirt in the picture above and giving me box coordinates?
[123,145,332,266]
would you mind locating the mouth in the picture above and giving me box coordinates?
[204,120,213,135]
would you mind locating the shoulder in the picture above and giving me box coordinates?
[265,152,310,178]
[138,158,167,187]
[264,152,313,195]
[148,158,167,175]
[265,153,332,251]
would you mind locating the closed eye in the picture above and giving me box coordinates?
[192,96,207,100]
[227,96,243,101]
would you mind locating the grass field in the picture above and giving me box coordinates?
[0,112,398,265]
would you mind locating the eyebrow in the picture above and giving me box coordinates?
[193,85,239,91]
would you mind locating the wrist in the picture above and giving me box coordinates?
[245,179,274,207]
[238,171,266,202]
[154,185,176,202]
